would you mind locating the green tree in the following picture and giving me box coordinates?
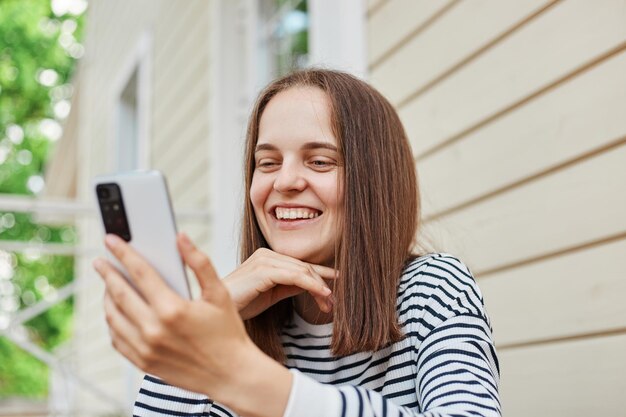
[0,0,85,398]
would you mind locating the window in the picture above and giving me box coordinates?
[257,0,309,84]
[255,0,367,84]
[112,33,151,172]
[116,69,139,171]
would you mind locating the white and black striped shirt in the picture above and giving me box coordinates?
[133,253,501,417]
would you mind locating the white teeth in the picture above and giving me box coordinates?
[275,207,321,220]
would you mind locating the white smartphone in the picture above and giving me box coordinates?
[93,170,191,299]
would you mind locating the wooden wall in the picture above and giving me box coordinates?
[367,0,626,415]
[151,0,212,247]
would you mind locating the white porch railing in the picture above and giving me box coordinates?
[0,193,210,415]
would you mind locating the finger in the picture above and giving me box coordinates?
[263,262,332,298]
[258,249,339,280]
[308,264,339,280]
[94,258,154,328]
[103,293,145,367]
[104,293,144,349]
[177,233,227,302]
[104,292,190,373]
[300,264,334,312]
[108,324,145,369]
[104,234,180,307]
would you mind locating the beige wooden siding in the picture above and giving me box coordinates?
[151,0,212,248]
[367,0,626,415]
[72,0,212,414]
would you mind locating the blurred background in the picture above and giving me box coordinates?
[0,0,624,416]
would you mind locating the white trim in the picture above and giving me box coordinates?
[0,194,210,221]
[245,0,266,97]
[137,35,152,170]
[252,0,275,89]
[109,31,153,172]
[0,240,97,256]
[308,0,368,78]
[208,0,254,276]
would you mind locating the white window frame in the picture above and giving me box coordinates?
[308,0,368,78]
[208,1,255,276]
[110,32,152,172]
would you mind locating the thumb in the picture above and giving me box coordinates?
[177,233,226,302]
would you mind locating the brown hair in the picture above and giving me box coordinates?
[241,69,420,362]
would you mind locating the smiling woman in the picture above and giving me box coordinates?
[94,69,501,417]
[242,72,420,361]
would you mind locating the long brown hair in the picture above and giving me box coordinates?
[241,69,420,362]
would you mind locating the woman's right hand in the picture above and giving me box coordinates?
[223,248,338,320]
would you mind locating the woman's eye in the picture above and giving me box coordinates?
[309,159,335,169]
[256,160,279,169]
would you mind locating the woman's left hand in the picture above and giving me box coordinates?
[92,233,289,412]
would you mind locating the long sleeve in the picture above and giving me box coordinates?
[132,374,237,417]
[283,313,501,417]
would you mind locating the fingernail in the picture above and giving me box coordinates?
[93,258,104,271]
[180,233,192,249]
[105,234,120,248]
[322,286,331,296]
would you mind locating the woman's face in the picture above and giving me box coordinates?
[250,86,343,266]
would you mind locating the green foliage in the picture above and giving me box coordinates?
[273,0,309,75]
[0,0,84,194]
[0,0,84,399]
[0,338,48,398]
[10,249,75,349]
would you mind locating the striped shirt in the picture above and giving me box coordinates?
[133,253,501,417]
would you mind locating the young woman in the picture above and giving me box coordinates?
[93,69,501,417]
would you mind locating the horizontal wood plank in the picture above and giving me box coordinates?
[419,49,626,218]
[153,0,208,78]
[499,333,626,416]
[420,143,626,273]
[154,118,209,184]
[369,0,548,105]
[367,0,452,66]
[480,238,626,347]
[152,75,210,156]
[367,0,387,14]
[399,0,626,156]
[153,25,211,118]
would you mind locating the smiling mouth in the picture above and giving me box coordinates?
[273,207,322,220]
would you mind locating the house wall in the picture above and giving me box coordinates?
[367,0,626,414]
[72,0,212,413]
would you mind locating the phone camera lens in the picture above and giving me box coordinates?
[98,188,111,199]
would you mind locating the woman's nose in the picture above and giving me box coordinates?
[273,163,306,193]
